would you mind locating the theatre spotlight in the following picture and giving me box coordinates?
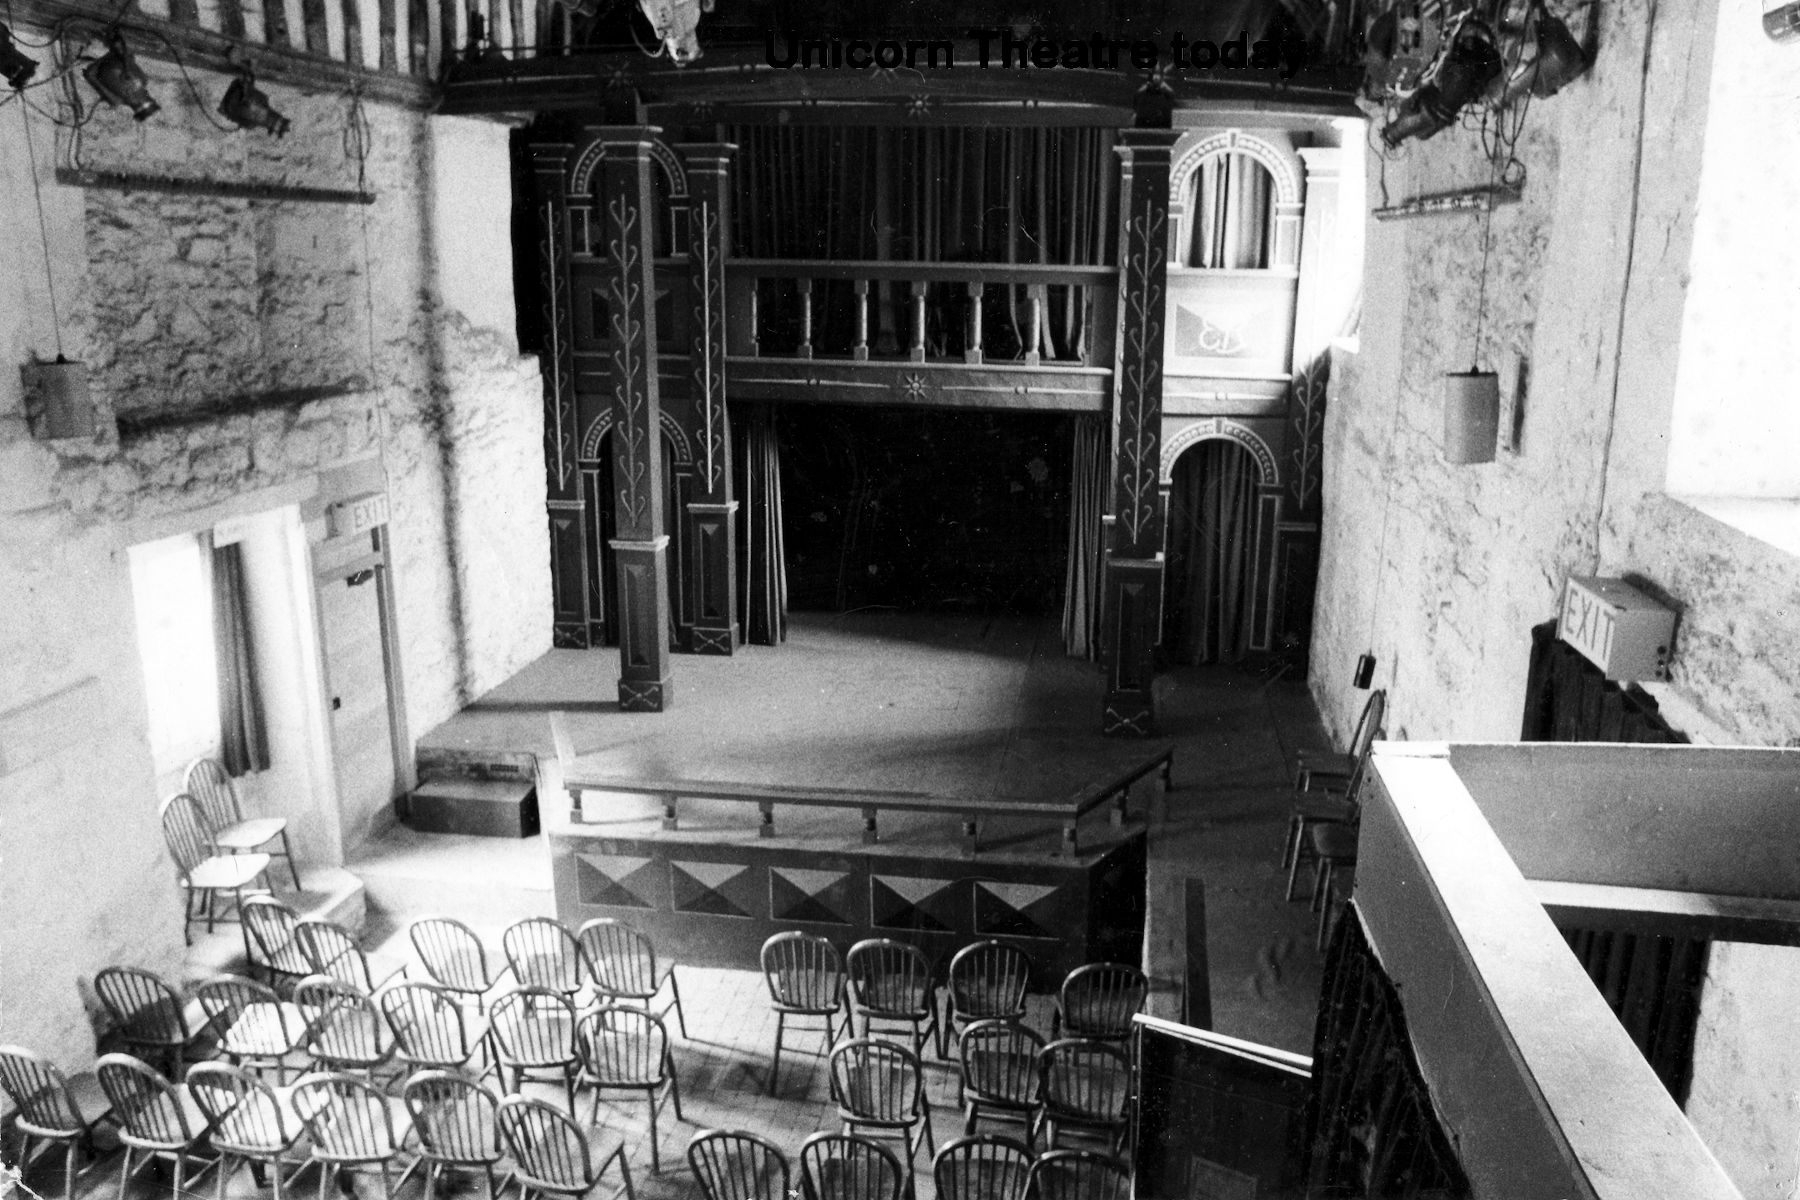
[85,31,159,120]
[1,23,39,89]
[1381,21,1501,147]
[218,71,290,135]
[1500,1,1589,107]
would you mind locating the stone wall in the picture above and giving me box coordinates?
[1310,0,1800,1191]
[0,50,549,1071]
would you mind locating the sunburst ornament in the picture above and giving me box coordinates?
[903,92,935,119]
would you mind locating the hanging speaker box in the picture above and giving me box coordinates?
[1443,370,1500,464]
[20,357,102,440]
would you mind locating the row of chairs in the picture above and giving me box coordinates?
[0,1048,640,1200]
[760,932,1147,1095]
[692,1129,1127,1200]
[159,758,302,943]
[1283,688,1386,949]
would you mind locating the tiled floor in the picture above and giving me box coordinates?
[10,625,1339,1200]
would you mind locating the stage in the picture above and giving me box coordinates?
[418,611,1166,977]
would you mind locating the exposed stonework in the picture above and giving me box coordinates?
[1,52,548,1071]
[1312,0,1800,1192]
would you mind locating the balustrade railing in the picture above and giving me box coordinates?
[725,260,1118,370]
[552,712,1171,857]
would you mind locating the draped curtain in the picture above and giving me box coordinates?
[736,405,788,646]
[211,541,270,777]
[730,126,1116,362]
[1164,440,1260,664]
[1522,620,1703,1105]
[1061,415,1105,660]
[1186,152,1274,269]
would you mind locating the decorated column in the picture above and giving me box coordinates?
[677,142,739,655]
[1102,127,1182,737]
[597,126,674,710]
[533,140,591,649]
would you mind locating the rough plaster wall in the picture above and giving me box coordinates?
[1311,0,1800,1192]
[0,59,547,1071]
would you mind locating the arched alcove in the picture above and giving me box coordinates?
[1163,437,1265,664]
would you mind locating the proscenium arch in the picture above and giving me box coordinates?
[1160,419,1281,488]
[1169,130,1303,209]
[581,410,696,465]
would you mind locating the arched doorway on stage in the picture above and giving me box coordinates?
[580,429,690,650]
[1162,437,1262,665]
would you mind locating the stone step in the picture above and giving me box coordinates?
[349,827,556,946]
[401,776,539,838]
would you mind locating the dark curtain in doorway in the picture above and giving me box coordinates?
[212,541,270,777]
[1164,440,1259,664]
[736,405,788,645]
[1522,621,1703,1106]
[1184,152,1275,269]
[1061,414,1105,660]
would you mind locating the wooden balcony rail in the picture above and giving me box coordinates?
[725,259,1116,369]
[555,730,1171,859]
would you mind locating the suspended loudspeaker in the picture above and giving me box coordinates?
[21,357,100,440]
[1443,370,1500,464]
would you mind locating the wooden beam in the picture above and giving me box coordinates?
[8,0,432,106]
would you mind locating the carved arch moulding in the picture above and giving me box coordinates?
[567,137,689,201]
[1169,130,1303,209]
[1160,417,1281,488]
[580,409,695,465]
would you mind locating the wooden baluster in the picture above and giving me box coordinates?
[862,807,880,845]
[963,816,980,857]
[662,795,679,831]
[853,279,870,361]
[965,280,983,364]
[1024,285,1043,366]
[758,802,775,838]
[909,280,926,363]
[749,282,760,358]
[797,279,813,359]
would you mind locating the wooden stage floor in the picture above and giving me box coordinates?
[420,610,1171,833]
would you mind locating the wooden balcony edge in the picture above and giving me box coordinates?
[10,0,435,107]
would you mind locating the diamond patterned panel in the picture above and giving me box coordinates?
[576,852,662,909]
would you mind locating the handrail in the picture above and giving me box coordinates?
[555,728,1172,858]
[727,259,1116,285]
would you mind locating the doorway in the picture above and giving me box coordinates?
[1163,438,1262,664]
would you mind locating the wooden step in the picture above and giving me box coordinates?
[402,777,539,838]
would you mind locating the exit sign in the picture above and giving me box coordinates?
[1558,576,1676,682]
[327,491,390,538]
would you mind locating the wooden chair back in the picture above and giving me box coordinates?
[829,1038,925,1126]
[846,939,933,1020]
[185,756,244,831]
[578,919,664,999]
[761,932,844,1014]
[1055,963,1147,1041]
[97,1054,199,1149]
[931,1136,1031,1200]
[1025,1150,1129,1200]
[0,1046,93,1137]
[799,1132,904,1200]
[687,1130,790,1200]
[187,1061,300,1154]
[410,916,495,996]
[502,918,586,997]
[292,1071,408,1161]
[403,1071,504,1167]
[159,793,217,877]
[380,981,478,1070]
[946,941,1032,1025]
[959,1020,1043,1106]
[94,966,192,1050]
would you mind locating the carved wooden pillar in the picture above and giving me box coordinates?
[678,142,739,655]
[534,141,591,649]
[1102,128,1181,737]
[596,126,674,710]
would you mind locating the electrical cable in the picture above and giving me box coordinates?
[20,93,66,358]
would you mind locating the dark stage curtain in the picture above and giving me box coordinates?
[1186,152,1274,269]
[1305,906,1470,1198]
[1521,620,1703,1105]
[1164,440,1259,664]
[729,126,1115,363]
[737,405,788,645]
[211,541,270,777]
[1061,415,1105,660]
